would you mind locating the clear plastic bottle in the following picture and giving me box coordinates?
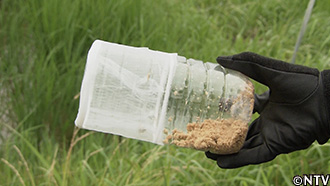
[75,40,254,154]
[161,56,254,154]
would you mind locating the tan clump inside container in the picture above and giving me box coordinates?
[163,118,248,154]
[163,77,254,154]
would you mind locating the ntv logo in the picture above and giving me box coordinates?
[293,174,330,186]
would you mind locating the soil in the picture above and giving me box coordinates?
[163,75,254,154]
[163,118,248,154]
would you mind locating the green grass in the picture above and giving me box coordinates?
[1,0,330,185]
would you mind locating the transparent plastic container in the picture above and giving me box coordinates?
[75,40,254,154]
[162,57,254,154]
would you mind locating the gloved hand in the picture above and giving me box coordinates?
[205,52,330,168]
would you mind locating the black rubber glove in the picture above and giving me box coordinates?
[205,52,330,168]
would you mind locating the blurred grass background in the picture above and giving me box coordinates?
[1,0,330,185]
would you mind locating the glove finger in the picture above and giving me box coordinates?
[241,118,263,148]
[205,151,219,161]
[217,52,319,103]
[217,52,284,87]
[216,143,276,169]
[245,118,262,140]
[242,133,263,149]
[217,52,318,83]
[253,91,270,114]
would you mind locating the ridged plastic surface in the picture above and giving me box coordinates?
[75,40,254,147]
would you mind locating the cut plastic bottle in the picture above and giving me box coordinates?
[75,40,254,154]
